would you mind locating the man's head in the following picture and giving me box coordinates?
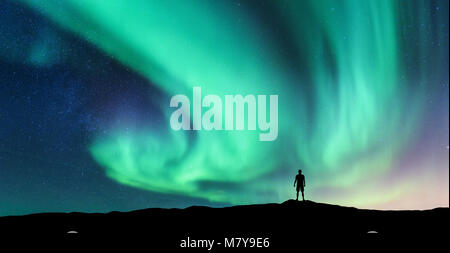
[298,169,302,174]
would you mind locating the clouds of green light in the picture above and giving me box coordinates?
[21,0,445,208]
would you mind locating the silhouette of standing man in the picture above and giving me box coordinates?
[293,170,306,201]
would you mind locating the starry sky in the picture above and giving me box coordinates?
[0,0,448,216]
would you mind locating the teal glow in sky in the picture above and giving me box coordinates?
[17,0,449,210]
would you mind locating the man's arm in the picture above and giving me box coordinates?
[303,176,306,187]
[293,177,297,187]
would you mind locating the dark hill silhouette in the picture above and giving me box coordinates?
[0,200,447,249]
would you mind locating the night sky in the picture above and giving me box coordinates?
[1,0,448,216]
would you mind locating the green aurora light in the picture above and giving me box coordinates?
[20,0,449,209]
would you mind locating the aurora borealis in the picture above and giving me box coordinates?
[0,0,448,215]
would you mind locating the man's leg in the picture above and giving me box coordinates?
[301,190,305,201]
[296,190,299,201]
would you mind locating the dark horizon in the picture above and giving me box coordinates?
[0,199,447,249]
